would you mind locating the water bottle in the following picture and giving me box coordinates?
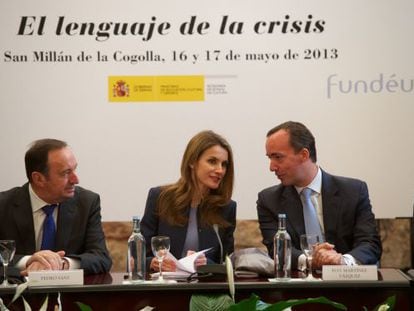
[127,216,146,282]
[273,213,291,280]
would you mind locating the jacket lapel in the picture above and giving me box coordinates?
[280,186,304,242]
[55,199,76,250]
[321,171,340,243]
[12,184,36,253]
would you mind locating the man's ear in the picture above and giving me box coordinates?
[299,148,310,161]
[31,171,46,186]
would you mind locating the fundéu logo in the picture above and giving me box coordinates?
[326,73,413,99]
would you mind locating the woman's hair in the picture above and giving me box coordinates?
[157,130,234,227]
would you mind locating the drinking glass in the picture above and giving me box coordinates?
[300,234,320,280]
[0,240,17,287]
[151,236,170,282]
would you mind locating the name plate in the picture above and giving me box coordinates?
[28,269,84,287]
[322,265,377,281]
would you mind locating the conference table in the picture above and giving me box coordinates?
[0,268,412,310]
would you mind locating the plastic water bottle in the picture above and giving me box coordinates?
[127,216,146,282]
[273,213,291,280]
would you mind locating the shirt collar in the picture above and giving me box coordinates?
[29,183,51,212]
[295,166,322,195]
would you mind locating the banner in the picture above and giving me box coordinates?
[0,1,413,219]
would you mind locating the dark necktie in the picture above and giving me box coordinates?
[301,188,324,241]
[41,204,58,250]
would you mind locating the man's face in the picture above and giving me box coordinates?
[265,129,307,186]
[38,147,79,203]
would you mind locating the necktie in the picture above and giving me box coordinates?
[301,188,324,242]
[41,204,58,250]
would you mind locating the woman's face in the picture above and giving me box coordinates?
[193,145,229,194]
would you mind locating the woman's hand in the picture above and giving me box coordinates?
[186,250,207,267]
[150,257,177,272]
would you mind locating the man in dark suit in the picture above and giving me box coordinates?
[257,121,382,270]
[0,139,112,275]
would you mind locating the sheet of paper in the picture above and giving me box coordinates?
[165,247,212,273]
[177,248,212,273]
[150,248,212,280]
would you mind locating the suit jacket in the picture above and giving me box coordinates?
[0,183,112,275]
[141,187,237,268]
[257,170,382,269]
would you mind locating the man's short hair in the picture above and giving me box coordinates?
[267,121,317,162]
[25,139,68,181]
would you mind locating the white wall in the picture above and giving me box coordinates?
[1,0,413,220]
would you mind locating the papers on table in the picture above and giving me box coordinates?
[150,271,190,280]
[150,248,211,280]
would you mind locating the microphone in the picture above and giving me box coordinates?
[213,224,223,264]
[194,224,226,282]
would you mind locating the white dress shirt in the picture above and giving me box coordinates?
[16,184,80,270]
[295,167,358,270]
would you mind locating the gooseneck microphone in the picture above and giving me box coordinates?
[213,224,223,264]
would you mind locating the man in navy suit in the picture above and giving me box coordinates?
[257,121,382,270]
[0,139,111,275]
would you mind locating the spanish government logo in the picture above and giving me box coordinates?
[112,80,130,97]
[108,75,205,102]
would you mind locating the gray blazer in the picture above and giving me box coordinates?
[0,183,112,274]
[257,170,382,269]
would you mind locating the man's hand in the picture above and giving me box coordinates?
[312,242,342,269]
[20,250,66,276]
